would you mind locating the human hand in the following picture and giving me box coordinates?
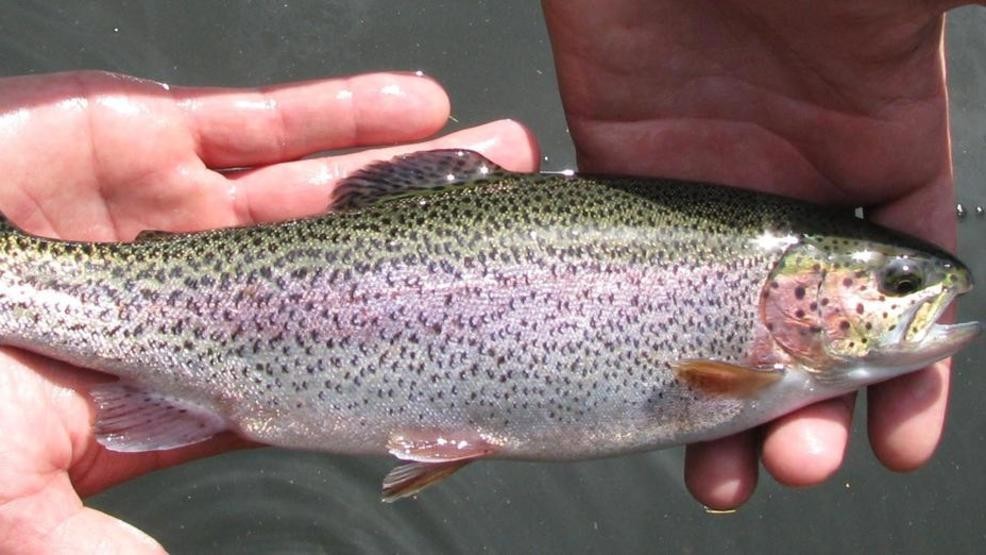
[543,0,980,509]
[0,70,538,553]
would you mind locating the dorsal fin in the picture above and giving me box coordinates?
[134,229,177,242]
[0,210,24,235]
[329,149,509,210]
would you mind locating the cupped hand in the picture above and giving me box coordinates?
[544,0,979,509]
[0,70,539,554]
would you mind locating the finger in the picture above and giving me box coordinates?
[229,119,541,224]
[761,394,854,486]
[864,176,955,470]
[866,175,956,251]
[867,361,950,470]
[0,477,165,554]
[684,432,758,510]
[174,72,451,168]
[0,347,253,498]
[49,506,166,554]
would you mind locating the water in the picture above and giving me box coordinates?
[1,2,984,553]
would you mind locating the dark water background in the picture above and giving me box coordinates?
[0,2,984,553]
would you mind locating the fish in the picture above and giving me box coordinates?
[0,149,979,501]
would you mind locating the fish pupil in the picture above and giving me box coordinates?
[878,258,925,296]
[894,278,920,295]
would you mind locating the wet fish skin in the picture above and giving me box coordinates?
[0,150,977,499]
[1,171,769,456]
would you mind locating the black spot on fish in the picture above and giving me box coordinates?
[794,286,806,299]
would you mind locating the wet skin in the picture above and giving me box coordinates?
[543,0,984,508]
[1,0,984,549]
[0,70,539,554]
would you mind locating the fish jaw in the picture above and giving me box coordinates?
[841,319,981,385]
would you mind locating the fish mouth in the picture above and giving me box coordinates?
[914,320,982,354]
[871,286,981,368]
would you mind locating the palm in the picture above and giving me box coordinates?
[0,71,538,553]
[544,0,967,508]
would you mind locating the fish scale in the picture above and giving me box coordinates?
[0,149,977,500]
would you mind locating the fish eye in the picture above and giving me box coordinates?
[878,258,925,296]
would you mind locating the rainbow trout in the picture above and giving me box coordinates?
[0,150,979,500]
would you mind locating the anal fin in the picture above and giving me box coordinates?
[673,359,784,397]
[381,430,496,502]
[90,381,227,452]
[382,460,473,503]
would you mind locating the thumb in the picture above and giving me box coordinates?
[1,483,166,555]
[52,507,166,555]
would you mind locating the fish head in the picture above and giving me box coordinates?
[760,234,980,385]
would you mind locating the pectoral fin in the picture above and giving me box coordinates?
[89,381,228,452]
[382,431,496,502]
[673,359,783,397]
